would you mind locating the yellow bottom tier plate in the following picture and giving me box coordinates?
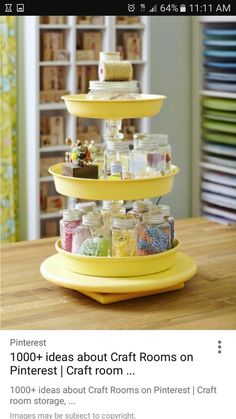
[40,252,197,300]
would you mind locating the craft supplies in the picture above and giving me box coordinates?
[131,134,165,178]
[104,140,132,180]
[87,80,138,100]
[112,216,137,257]
[60,209,83,252]
[99,60,133,82]
[158,204,175,243]
[72,212,110,256]
[62,138,99,179]
[158,134,172,174]
[137,211,170,256]
[102,200,126,227]
[127,199,154,222]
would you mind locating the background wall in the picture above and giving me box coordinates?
[150,16,192,218]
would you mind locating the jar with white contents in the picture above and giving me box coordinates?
[72,212,110,257]
[131,134,165,178]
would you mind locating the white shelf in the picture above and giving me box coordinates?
[116,24,145,30]
[76,60,99,66]
[76,25,106,30]
[201,90,236,100]
[40,212,62,219]
[39,103,66,110]
[40,146,69,152]
[40,176,53,182]
[24,16,150,239]
[39,61,71,66]
[39,24,72,29]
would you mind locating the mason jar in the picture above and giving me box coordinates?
[102,200,126,228]
[157,134,172,174]
[72,212,110,257]
[131,134,165,178]
[137,211,170,256]
[112,216,137,257]
[104,140,132,180]
[127,199,153,222]
[158,204,175,244]
[87,80,139,100]
[60,209,83,252]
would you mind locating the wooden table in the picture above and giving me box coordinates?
[1,218,236,330]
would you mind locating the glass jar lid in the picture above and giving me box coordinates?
[112,216,134,229]
[157,134,169,146]
[82,212,103,227]
[106,140,130,151]
[75,202,96,214]
[133,138,160,150]
[143,211,164,225]
[89,80,138,92]
[158,204,171,217]
[103,200,124,210]
[132,199,153,213]
[62,209,83,221]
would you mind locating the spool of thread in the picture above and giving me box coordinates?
[99,61,133,81]
[99,51,120,62]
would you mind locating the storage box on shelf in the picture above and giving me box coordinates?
[40,93,197,304]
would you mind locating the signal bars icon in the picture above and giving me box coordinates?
[149,4,157,12]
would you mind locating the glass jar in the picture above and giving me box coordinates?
[102,200,126,228]
[158,134,172,174]
[72,212,110,257]
[60,209,83,252]
[158,204,175,244]
[104,140,131,180]
[131,134,165,178]
[137,211,170,256]
[75,201,96,214]
[87,81,139,100]
[112,216,137,257]
[127,199,153,222]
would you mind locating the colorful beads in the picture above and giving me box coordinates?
[138,225,169,256]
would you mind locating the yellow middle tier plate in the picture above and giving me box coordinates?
[62,94,166,119]
[40,251,197,294]
[55,239,180,277]
[49,164,179,200]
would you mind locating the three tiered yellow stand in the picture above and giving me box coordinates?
[40,94,197,304]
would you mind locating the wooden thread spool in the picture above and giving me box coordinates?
[99,61,133,81]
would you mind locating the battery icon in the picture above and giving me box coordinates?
[180,4,186,12]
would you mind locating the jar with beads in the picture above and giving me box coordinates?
[60,209,83,252]
[137,211,170,256]
[112,216,137,257]
[72,212,110,257]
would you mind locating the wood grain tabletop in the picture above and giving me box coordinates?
[1,218,236,330]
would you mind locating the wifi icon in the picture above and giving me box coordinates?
[149,4,157,12]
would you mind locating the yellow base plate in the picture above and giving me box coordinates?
[40,252,197,295]
[62,94,166,119]
[49,164,179,200]
[55,239,180,277]
[79,283,184,304]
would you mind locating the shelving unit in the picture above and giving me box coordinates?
[23,16,151,240]
[191,17,236,224]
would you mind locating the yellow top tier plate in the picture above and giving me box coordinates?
[49,163,179,200]
[62,94,166,119]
